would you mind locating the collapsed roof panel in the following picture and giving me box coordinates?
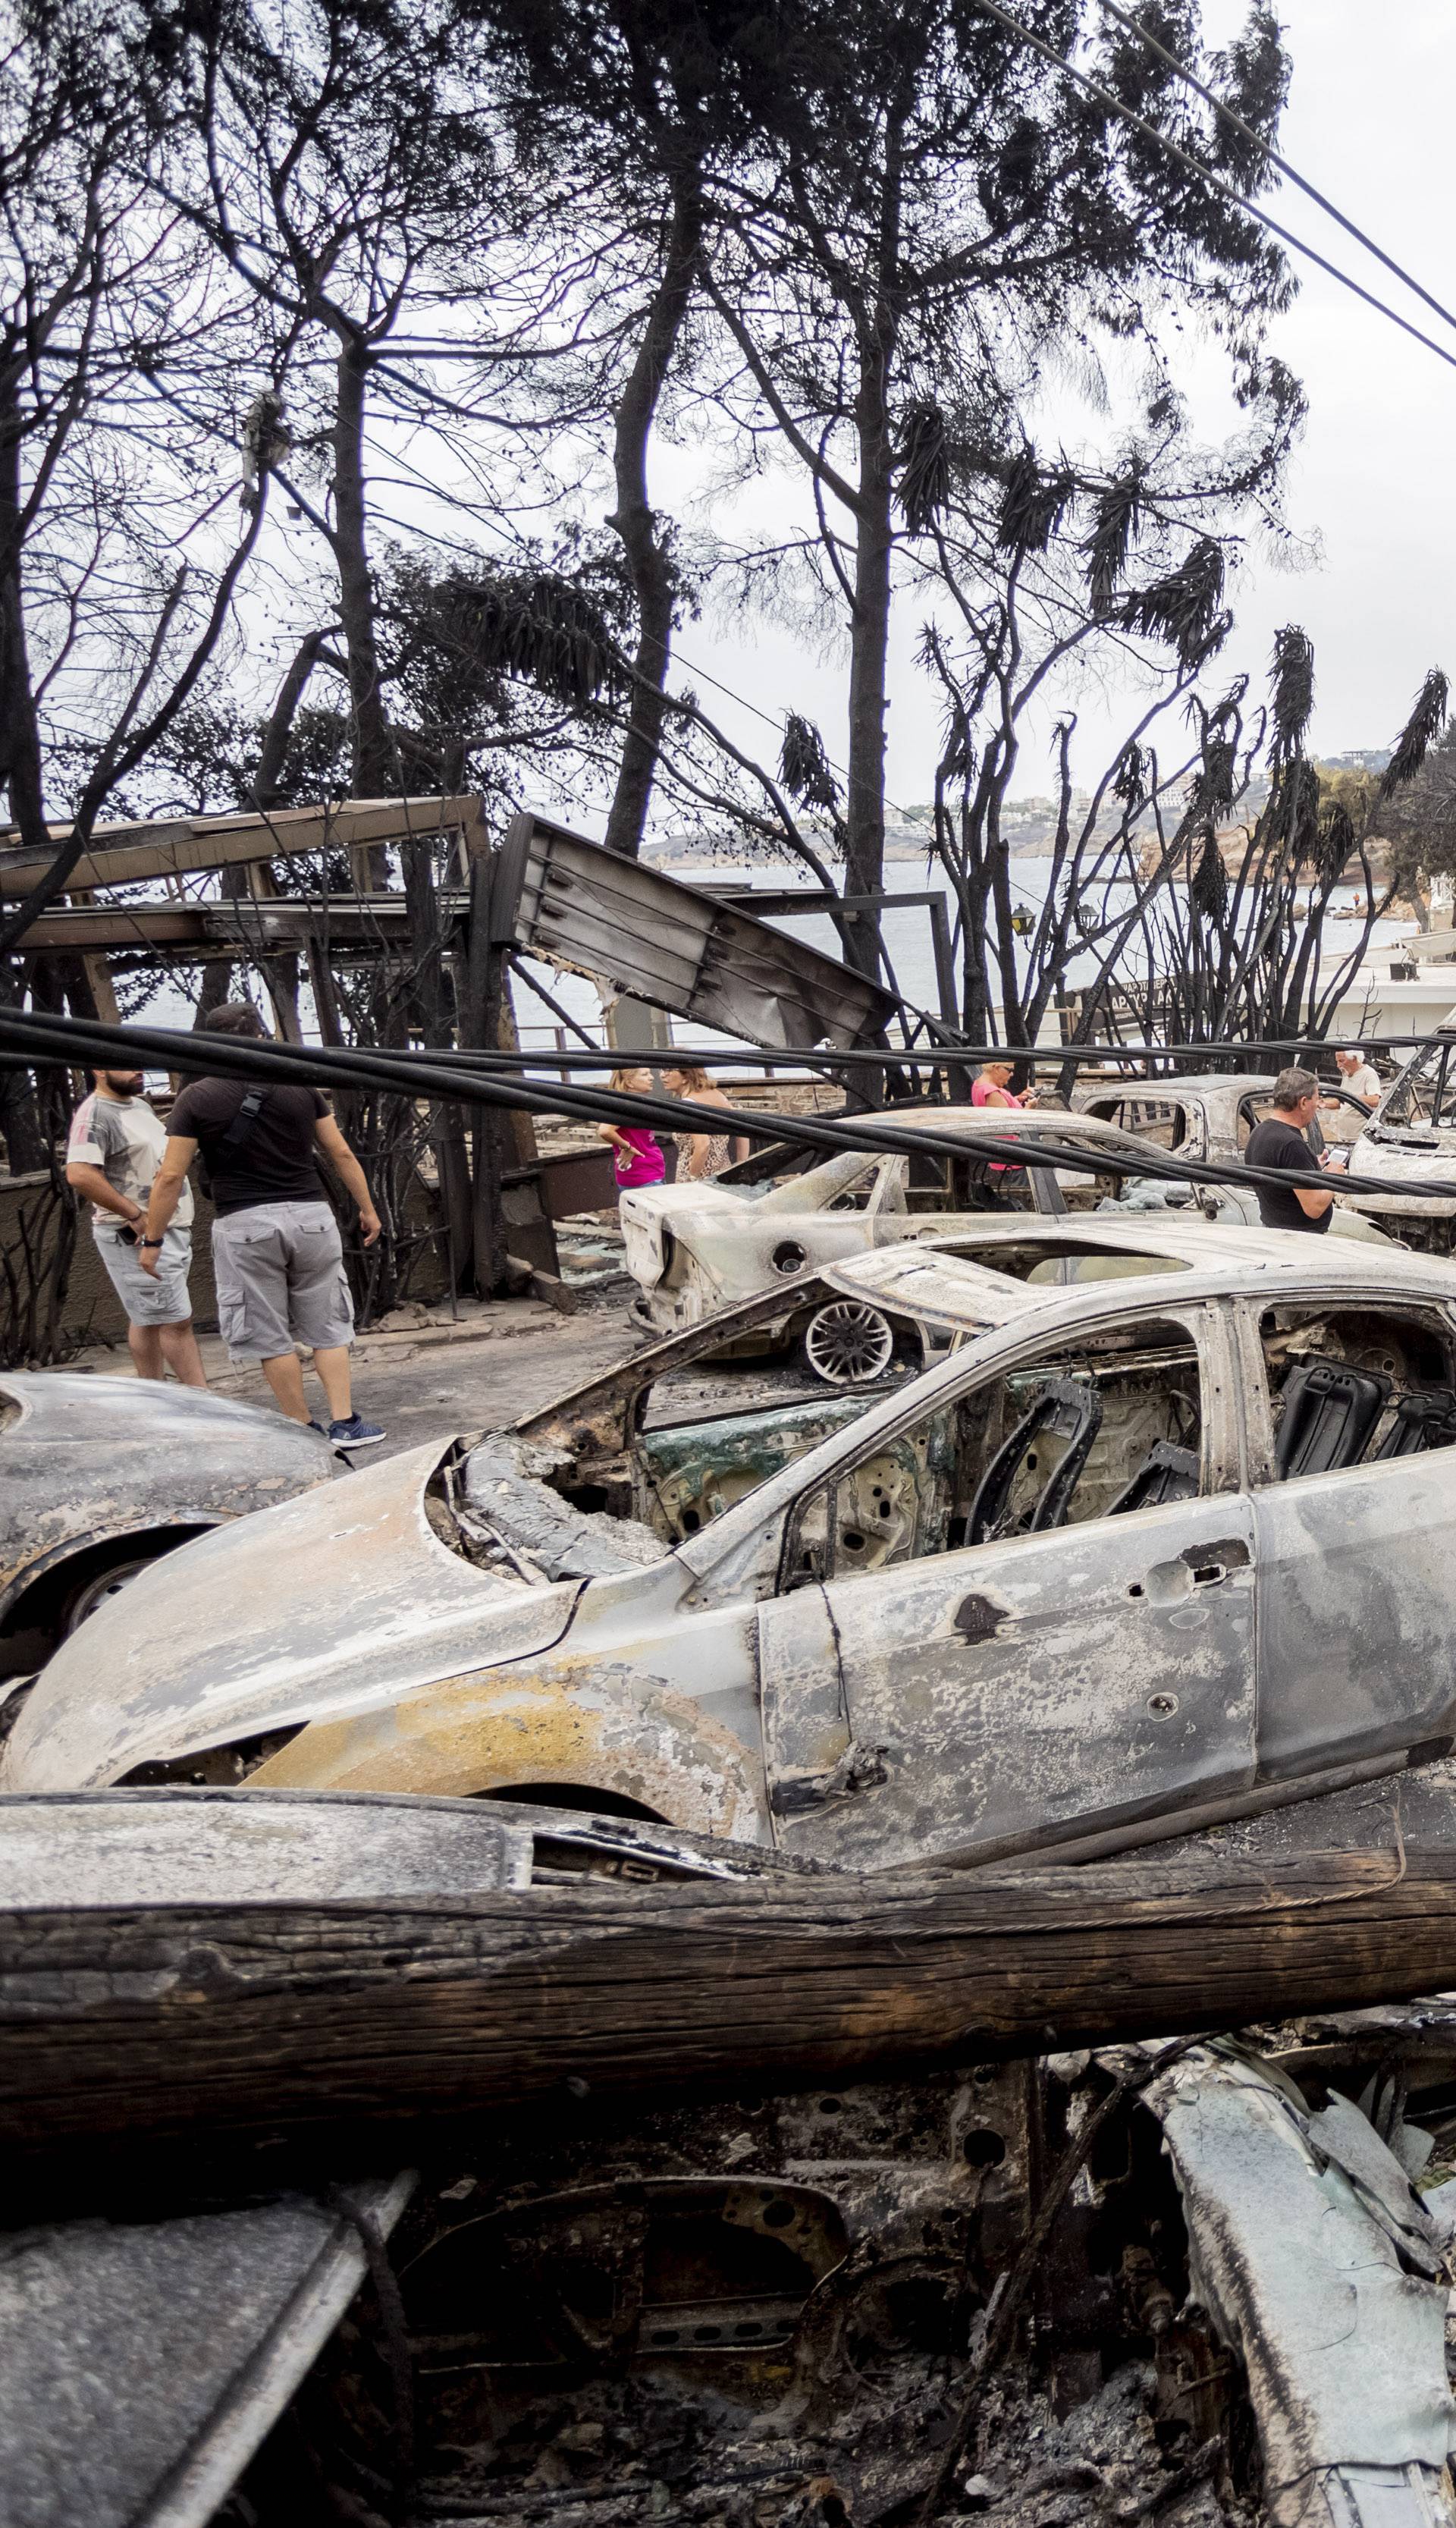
[490,810,899,1050]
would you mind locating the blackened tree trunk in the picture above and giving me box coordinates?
[0,406,48,868]
[844,392,893,981]
[840,108,905,986]
[0,961,46,1172]
[602,179,704,860]
[331,337,394,801]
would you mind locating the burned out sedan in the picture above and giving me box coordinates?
[1072,1069,1377,1167]
[620,1104,1169,1352]
[11,1224,1456,1877]
[0,1371,337,1674]
[1338,1031,1456,1251]
[1074,1069,1395,1245]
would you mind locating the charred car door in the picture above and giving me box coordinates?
[1232,1293,1456,1782]
[757,1302,1257,1869]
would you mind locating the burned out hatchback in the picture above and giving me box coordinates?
[9,1228,1456,1874]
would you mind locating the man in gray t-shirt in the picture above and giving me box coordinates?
[65,1069,206,1386]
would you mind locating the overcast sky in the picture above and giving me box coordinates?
[662,0,1456,818]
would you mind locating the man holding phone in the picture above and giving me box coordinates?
[65,1067,207,1386]
[1244,1069,1338,1233]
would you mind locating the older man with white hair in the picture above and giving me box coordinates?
[1330,1046,1382,1110]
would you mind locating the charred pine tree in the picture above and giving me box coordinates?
[1136,648,1450,1050]
[909,366,1302,1049]
[702,0,1297,983]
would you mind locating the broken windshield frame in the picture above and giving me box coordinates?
[1374,1037,1456,1135]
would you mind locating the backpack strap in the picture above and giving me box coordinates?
[216,1087,269,1154]
[196,1085,271,1200]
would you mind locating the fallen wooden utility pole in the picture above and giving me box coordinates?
[0,1830,1443,2152]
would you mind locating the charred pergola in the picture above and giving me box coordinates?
[0,798,904,1343]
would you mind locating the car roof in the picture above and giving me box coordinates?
[823,1217,1456,1327]
[1078,1074,1277,1104]
[804,1106,1155,1160]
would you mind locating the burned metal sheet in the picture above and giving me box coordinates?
[491,810,897,1047]
[0,2175,414,2528]
[1143,2044,1456,2526]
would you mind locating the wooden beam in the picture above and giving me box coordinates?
[0,1826,1449,2153]
[11,894,472,956]
[0,797,485,900]
[14,906,212,950]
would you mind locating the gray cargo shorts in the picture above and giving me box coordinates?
[212,1199,355,1363]
[95,1223,193,1327]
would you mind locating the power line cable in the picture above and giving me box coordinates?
[8,1003,1456,1208]
[372,1032,1456,1070]
[670,644,914,821]
[1096,0,1456,343]
[970,0,1456,378]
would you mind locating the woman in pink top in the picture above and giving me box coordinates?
[970,1057,1035,1113]
[971,1059,1036,1177]
[598,1067,666,1190]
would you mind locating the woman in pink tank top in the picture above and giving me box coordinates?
[971,1060,1035,1171]
[599,1067,667,1189]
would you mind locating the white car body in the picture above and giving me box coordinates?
[10,1223,1456,1882]
[1342,1036,1456,1251]
[620,1105,1166,1345]
[623,1093,1392,1351]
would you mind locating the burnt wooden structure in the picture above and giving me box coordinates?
[0,799,610,1304]
[1,796,912,1313]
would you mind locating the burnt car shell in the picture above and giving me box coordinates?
[0,1371,337,1667]
[0,1217,1350,1823]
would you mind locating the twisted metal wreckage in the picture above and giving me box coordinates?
[13,834,1456,2522]
[7,1784,1456,2528]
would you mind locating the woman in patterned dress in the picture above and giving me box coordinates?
[662,1065,749,1180]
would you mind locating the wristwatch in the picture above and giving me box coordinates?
[140,1236,164,1250]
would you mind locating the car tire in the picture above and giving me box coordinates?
[801,1300,896,1387]
[60,1555,158,1635]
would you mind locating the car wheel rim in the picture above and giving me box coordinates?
[64,1558,153,1633]
[804,1302,895,1386]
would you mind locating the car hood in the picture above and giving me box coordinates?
[2,1440,583,1792]
[1347,1130,1456,1212]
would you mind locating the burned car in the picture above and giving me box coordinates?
[11,1224,1456,1876]
[1075,1067,1394,1244]
[1341,1030,1456,1251]
[621,1105,1172,1349]
[1073,1069,1376,1167]
[623,1098,1389,1351]
[0,1371,336,1674]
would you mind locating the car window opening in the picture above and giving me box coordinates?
[1090,1098,1188,1151]
[1258,1304,1456,1481]
[940,1237,1192,1286]
[1376,1037,1456,1135]
[785,1317,1206,1589]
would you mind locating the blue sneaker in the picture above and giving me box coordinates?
[329,1413,386,1449]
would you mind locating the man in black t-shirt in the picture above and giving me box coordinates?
[140,1004,387,1446]
[1244,1068,1337,1236]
